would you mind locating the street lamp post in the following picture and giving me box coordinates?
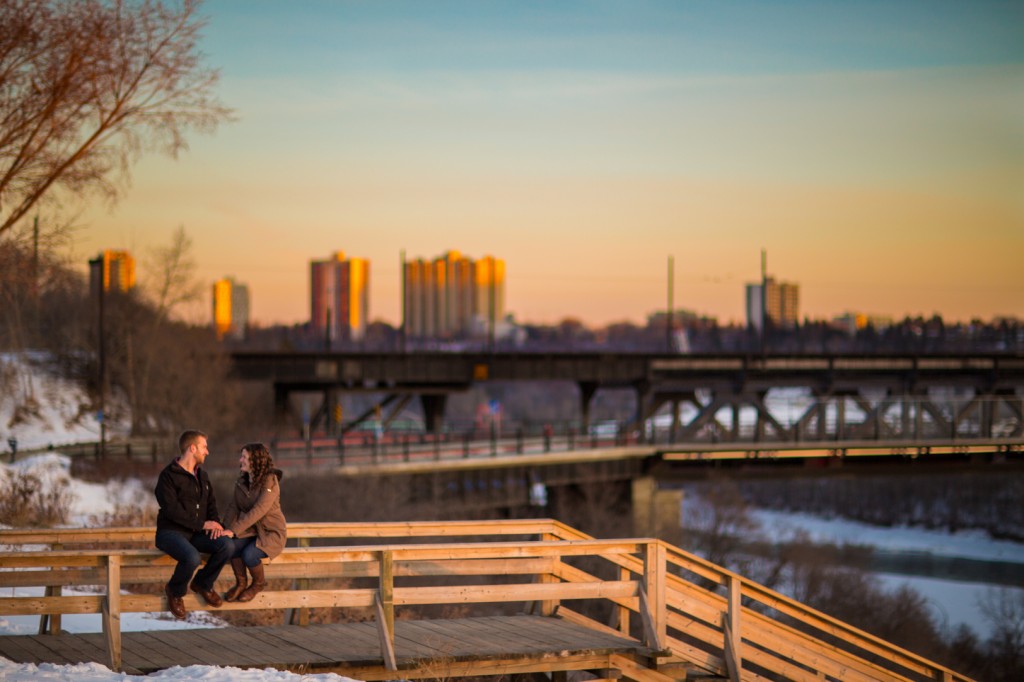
[88,257,107,458]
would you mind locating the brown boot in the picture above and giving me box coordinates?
[235,562,266,603]
[190,578,223,608]
[223,558,248,602]
[165,583,187,619]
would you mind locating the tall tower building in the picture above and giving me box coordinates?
[404,251,505,339]
[473,255,505,330]
[310,252,370,345]
[746,277,800,330]
[212,277,250,341]
[88,250,136,294]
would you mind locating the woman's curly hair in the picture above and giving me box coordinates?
[241,443,275,488]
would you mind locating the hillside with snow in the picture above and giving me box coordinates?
[0,352,130,454]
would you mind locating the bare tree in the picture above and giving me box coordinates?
[0,0,232,236]
[128,224,204,427]
[146,224,204,321]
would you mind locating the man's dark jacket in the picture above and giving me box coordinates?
[155,459,221,534]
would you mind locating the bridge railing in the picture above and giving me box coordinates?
[0,520,972,681]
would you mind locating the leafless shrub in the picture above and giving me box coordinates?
[87,487,158,528]
[0,469,72,526]
[978,588,1024,680]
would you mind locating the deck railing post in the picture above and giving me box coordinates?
[642,542,666,651]
[289,538,311,625]
[379,550,394,649]
[615,565,631,635]
[38,542,63,635]
[103,554,122,672]
[723,575,742,682]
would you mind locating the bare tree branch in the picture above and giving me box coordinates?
[0,0,232,236]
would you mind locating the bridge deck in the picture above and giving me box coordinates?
[0,615,649,679]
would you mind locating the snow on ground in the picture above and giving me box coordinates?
[749,508,1024,564]
[0,658,359,682]
[0,450,356,681]
[745,508,1024,639]
[0,352,129,453]
[0,452,154,525]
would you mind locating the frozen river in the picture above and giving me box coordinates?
[746,508,1024,639]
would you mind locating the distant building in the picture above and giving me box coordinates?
[404,250,505,339]
[833,312,893,336]
[88,250,136,294]
[310,251,370,345]
[746,277,799,330]
[212,277,250,341]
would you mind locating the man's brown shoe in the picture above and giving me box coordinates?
[165,583,187,619]
[190,580,223,608]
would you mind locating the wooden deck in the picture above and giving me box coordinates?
[0,615,650,679]
[0,520,975,682]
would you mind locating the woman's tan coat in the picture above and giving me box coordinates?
[225,471,287,561]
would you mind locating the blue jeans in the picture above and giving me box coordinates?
[155,529,234,597]
[232,536,268,568]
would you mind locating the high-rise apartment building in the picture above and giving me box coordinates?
[746,277,800,330]
[310,252,370,345]
[212,277,250,341]
[88,250,136,294]
[404,251,505,339]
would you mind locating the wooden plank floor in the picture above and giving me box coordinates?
[0,615,648,678]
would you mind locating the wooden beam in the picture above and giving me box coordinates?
[394,580,637,606]
[608,654,678,682]
[725,575,741,681]
[379,550,394,646]
[102,555,121,672]
[338,653,617,681]
[373,592,397,671]
[637,588,665,655]
[722,617,739,682]
[643,542,666,650]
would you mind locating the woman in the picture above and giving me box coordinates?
[220,443,286,602]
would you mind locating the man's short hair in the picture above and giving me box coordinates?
[178,429,208,454]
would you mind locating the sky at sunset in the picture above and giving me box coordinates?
[73,0,1024,328]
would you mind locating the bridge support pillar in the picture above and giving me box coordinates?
[632,477,682,543]
[578,382,598,435]
[421,394,448,434]
[274,385,291,428]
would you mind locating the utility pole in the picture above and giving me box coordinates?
[760,248,767,355]
[667,255,674,352]
[31,215,39,299]
[400,249,407,353]
[488,262,495,353]
[88,256,107,458]
[31,216,39,332]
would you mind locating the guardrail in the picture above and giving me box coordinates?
[0,520,970,681]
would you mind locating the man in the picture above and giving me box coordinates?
[154,429,233,619]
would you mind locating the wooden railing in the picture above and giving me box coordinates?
[0,520,971,681]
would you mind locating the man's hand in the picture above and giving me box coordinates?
[203,520,224,537]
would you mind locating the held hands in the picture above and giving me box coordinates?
[202,520,234,539]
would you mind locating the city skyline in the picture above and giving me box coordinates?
[71,1,1023,327]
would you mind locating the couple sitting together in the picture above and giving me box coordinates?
[154,430,287,619]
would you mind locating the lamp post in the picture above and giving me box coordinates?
[667,255,674,352]
[88,257,107,458]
